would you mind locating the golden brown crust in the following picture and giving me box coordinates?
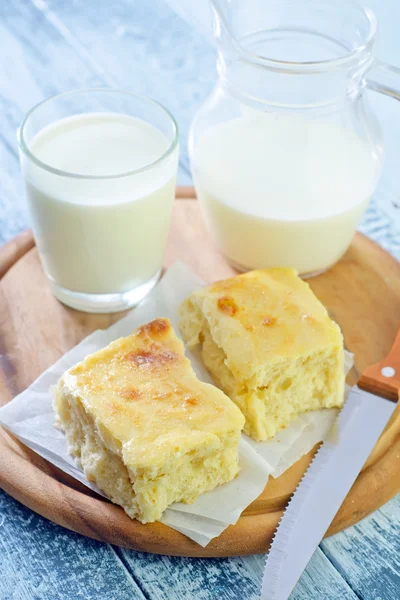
[217,296,239,317]
[135,318,171,338]
[126,347,180,369]
[118,387,143,401]
[262,316,277,326]
[184,397,198,407]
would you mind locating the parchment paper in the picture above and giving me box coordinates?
[0,262,353,546]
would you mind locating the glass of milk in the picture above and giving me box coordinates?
[18,90,179,312]
[189,0,400,276]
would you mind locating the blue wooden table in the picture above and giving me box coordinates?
[0,1,399,599]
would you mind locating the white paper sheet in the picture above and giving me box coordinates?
[0,262,353,547]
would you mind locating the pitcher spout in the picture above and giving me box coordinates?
[209,0,376,109]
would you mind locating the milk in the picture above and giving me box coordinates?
[22,113,178,298]
[192,114,381,274]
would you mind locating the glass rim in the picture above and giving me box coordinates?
[214,0,377,74]
[17,88,179,180]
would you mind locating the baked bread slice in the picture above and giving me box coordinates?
[54,318,244,523]
[180,268,344,441]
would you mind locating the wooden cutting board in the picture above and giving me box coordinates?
[0,188,399,557]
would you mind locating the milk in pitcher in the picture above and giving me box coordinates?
[192,114,382,275]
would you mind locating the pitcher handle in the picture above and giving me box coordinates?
[365,60,400,240]
[366,60,400,102]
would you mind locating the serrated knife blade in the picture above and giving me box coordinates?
[261,386,396,600]
[261,325,400,600]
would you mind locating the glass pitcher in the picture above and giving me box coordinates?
[189,0,400,275]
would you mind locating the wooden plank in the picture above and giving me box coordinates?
[291,547,360,600]
[2,487,397,600]
[44,0,216,175]
[0,0,101,245]
[116,548,265,600]
[115,546,359,600]
[0,489,146,600]
[0,478,360,600]
[321,495,400,600]
[0,95,28,243]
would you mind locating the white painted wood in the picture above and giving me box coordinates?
[322,495,400,599]
[116,546,360,600]
[0,490,147,600]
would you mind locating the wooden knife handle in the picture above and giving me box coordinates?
[358,327,400,402]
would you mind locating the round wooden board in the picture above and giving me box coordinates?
[0,188,399,557]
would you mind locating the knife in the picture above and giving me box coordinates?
[261,328,400,600]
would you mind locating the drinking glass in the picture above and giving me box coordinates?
[18,89,179,312]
